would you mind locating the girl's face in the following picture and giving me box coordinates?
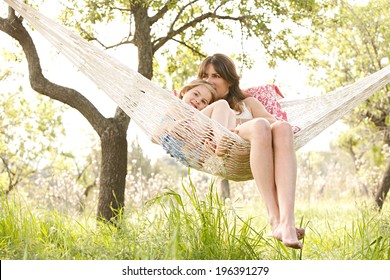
[200,64,230,100]
[181,85,213,110]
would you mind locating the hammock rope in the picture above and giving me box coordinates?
[5,0,390,181]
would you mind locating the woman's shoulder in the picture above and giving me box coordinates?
[241,96,268,113]
[242,96,260,106]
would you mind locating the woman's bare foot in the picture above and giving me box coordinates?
[273,227,305,240]
[296,227,305,240]
[272,225,303,249]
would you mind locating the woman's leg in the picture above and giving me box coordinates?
[234,119,281,235]
[235,119,302,249]
[270,121,302,248]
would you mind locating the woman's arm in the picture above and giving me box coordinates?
[243,97,277,123]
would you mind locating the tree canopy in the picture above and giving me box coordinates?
[296,0,390,207]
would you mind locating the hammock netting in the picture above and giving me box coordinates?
[5,0,390,181]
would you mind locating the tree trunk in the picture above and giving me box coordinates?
[219,179,231,200]
[374,122,390,210]
[97,117,128,222]
[132,3,154,79]
[375,159,390,210]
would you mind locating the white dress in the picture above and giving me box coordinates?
[235,102,253,119]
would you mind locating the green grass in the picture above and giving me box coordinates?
[0,177,389,260]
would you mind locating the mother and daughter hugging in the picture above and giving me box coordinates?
[155,53,304,250]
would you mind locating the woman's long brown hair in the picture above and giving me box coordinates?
[197,53,246,113]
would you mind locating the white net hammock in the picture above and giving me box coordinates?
[5,0,390,181]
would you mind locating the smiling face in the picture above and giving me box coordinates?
[199,64,230,100]
[181,84,214,110]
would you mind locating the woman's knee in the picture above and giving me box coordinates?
[248,118,272,138]
[253,118,272,130]
[272,121,293,136]
[272,121,294,146]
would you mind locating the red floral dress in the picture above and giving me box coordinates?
[244,84,301,133]
[244,84,287,121]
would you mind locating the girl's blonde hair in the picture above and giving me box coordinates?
[179,79,216,104]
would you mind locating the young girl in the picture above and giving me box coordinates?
[175,79,216,110]
[154,79,235,167]
[176,79,236,129]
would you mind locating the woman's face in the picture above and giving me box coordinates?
[181,85,213,110]
[200,64,230,100]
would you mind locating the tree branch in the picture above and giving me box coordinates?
[171,38,206,57]
[149,0,171,25]
[153,11,247,52]
[0,10,110,136]
[79,25,135,50]
[169,0,199,33]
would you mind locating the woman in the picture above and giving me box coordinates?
[198,53,304,249]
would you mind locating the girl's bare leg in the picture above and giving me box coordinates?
[201,100,236,155]
[201,100,236,129]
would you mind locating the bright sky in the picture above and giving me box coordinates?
[0,0,345,162]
